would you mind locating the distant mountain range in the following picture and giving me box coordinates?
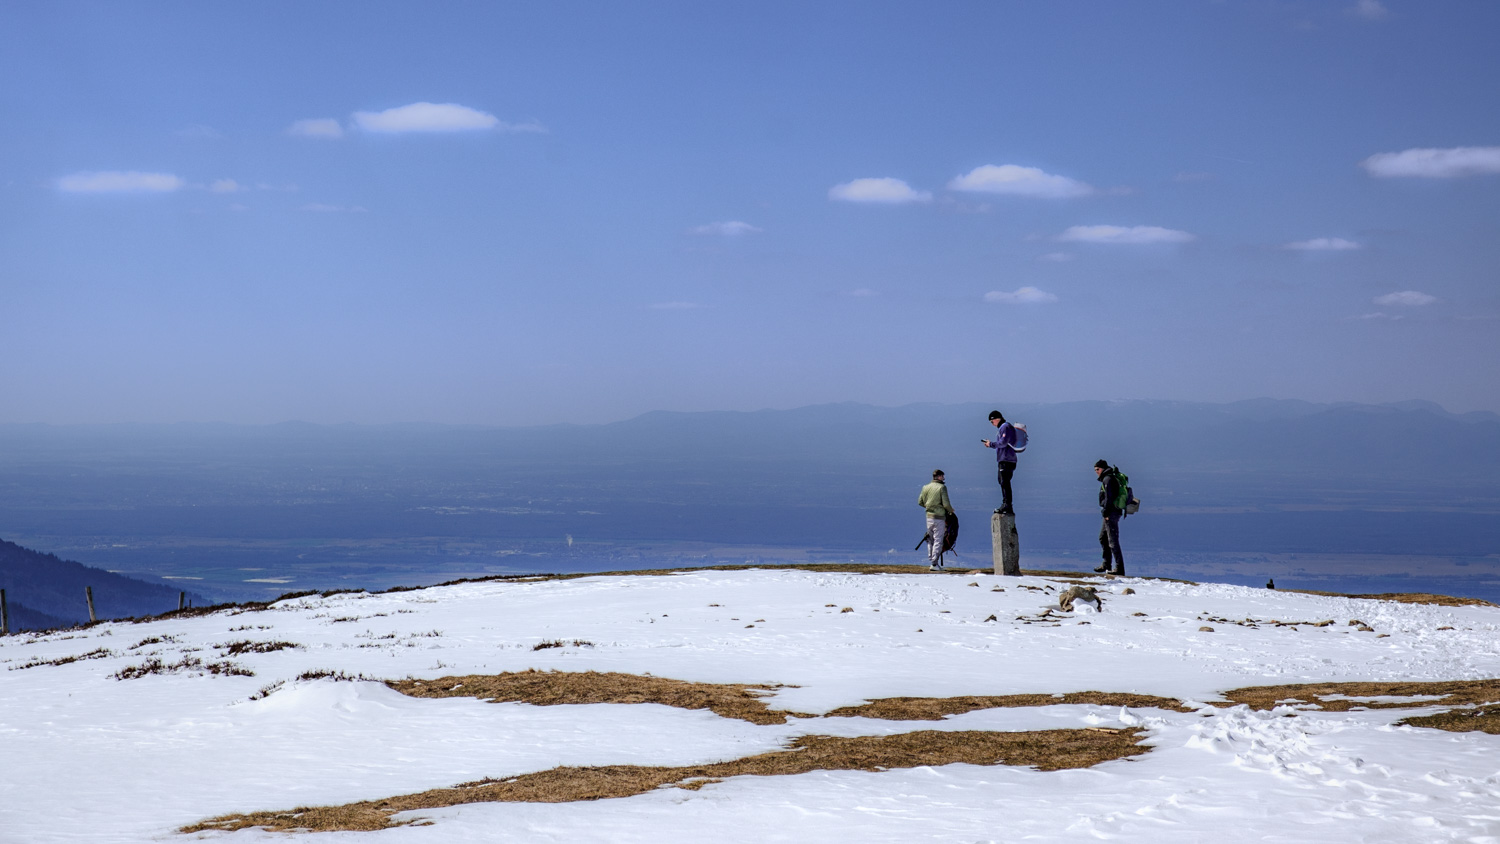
[0,399,1496,602]
[0,539,201,631]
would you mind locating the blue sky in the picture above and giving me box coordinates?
[2,0,1497,424]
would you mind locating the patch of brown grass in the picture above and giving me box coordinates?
[9,647,113,671]
[388,670,809,725]
[531,639,594,651]
[216,640,301,656]
[1221,678,1500,713]
[1398,705,1500,735]
[826,691,1193,719]
[181,727,1147,834]
[113,656,253,680]
[1282,590,1494,607]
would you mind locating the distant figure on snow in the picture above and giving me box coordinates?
[1094,459,1126,575]
[981,410,1019,515]
[918,470,956,571]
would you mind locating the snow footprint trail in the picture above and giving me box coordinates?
[1096,704,1500,842]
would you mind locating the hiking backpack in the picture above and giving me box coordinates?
[914,512,960,560]
[1112,467,1141,516]
[1010,423,1028,453]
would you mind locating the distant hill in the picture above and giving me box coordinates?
[2,600,68,632]
[0,539,201,630]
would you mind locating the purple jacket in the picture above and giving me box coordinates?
[988,422,1018,463]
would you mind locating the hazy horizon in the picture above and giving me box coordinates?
[1,395,1497,430]
[3,399,1496,607]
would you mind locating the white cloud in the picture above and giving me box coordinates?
[1286,237,1360,251]
[1374,290,1437,306]
[301,203,368,213]
[1352,0,1389,20]
[287,118,344,139]
[1057,225,1195,244]
[209,179,243,194]
[948,164,1093,198]
[1347,312,1402,321]
[1361,146,1500,178]
[57,171,184,193]
[649,301,706,310]
[350,102,542,134]
[690,220,762,236]
[984,286,1058,305]
[1038,252,1074,262]
[828,177,932,204]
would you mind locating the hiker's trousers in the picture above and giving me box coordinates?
[926,516,947,564]
[1099,513,1124,572]
[997,460,1016,512]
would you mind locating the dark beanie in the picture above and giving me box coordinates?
[988,410,1004,421]
[1094,459,1110,469]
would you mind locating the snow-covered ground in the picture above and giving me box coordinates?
[3,568,1499,843]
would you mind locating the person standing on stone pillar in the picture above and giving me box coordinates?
[981,410,1018,515]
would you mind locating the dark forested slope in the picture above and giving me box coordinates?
[0,539,200,629]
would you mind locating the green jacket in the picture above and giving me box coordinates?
[918,481,953,518]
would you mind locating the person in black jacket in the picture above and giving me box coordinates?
[1093,459,1125,575]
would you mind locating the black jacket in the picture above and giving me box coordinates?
[1098,470,1122,516]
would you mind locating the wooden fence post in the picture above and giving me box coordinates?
[1,588,8,635]
[178,591,185,611]
[992,512,1021,576]
[86,586,97,624]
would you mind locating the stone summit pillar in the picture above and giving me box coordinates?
[992,511,1020,576]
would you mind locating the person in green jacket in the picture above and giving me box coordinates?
[918,470,954,570]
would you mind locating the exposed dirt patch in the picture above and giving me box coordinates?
[1198,616,1341,630]
[1221,678,1500,713]
[532,639,594,651]
[8,647,113,670]
[216,640,301,656]
[1398,705,1500,735]
[388,670,808,725]
[826,691,1193,719]
[298,669,378,682]
[113,656,252,680]
[1283,590,1494,608]
[181,727,1147,834]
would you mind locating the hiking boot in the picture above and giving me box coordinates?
[929,565,942,572]
[1093,563,1110,573]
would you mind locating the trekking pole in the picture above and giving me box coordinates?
[1,588,8,635]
